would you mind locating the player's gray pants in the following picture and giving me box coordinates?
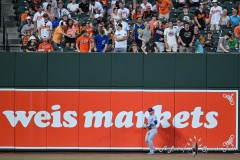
[145,128,157,151]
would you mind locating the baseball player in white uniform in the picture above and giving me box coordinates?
[144,108,158,155]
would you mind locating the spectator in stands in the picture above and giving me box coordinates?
[209,0,222,31]
[153,20,165,52]
[111,7,121,22]
[178,6,195,24]
[156,0,172,20]
[22,30,31,51]
[132,6,143,19]
[67,0,79,13]
[228,35,239,49]
[42,0,57,16]
[21,16,35,37]
[193,26,199,38]
[83,21,94,37]
[220,9,230,26]
[138,22,152,46]
[234,22,240,45]
[57,2,71,19]
[140,0,153,12]
[128,4,133,20]
[142,6,155,19]
[216,32,231,53]
[59,14,69,26]
[45,4,53,17]
[66,19,77,49]
[94,29,109,52]
[204,31,215,47]
[195,34,204,53]
[99,0,109,17]
[118,2,130,20]
[50,15,59,29]
[194,3,206,30]
[30,0,42,12]
[179,22,195,52]
[230,9,240,28]
[132,17,145,46]
[175,0,186,8]
[76,30,92,53]
[38,13,52,40]
[164,21,178,52]
[38,37,54,52]
[237,3,240,16]
[103,23,113,36]
[78,0,90,14]
[128,43,140,53]
[114,23,128,52]
[21,8,30,23]
[188,0,200,8]
[149,16,157,35]
[26,36,38,52]
[173,19,183,37]
[89,0,104,19]
[33,5,45,29]
[106,33,115,52]
[141,38,158,54]
[52,22,70,49]
[116,18,130,35]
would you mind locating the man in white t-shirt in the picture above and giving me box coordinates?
[67,0,79,12]
[115,18,130,35]
[164,21,178,52]
[118,2,129,20]
[140,0,153,12]
[89,0,104,18]
[37,13,52,40]
[33,6,46,30]
[114,23,128,53]
[210,0,222,31]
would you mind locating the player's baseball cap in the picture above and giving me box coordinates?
[148,108,153,112]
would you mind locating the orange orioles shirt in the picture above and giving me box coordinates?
[156,0,171,15]
[38,42,54,52]
[76,36,92,52]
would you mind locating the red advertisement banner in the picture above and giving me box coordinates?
[0,89,238,150]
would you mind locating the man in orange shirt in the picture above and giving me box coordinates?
[156,0,172,20]
[52,21,71,49]
[38,37,54,52]
[76,30,92,53]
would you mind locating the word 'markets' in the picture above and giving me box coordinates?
[2,105,218,129]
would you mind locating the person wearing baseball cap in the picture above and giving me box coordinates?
[143,108,158,155]
[194,3,206,30]
[142,6,155,20]
[52,21,71,49]
[209,0,223,31]
[140,0,153,12]
[178,6,195,24]
[216,32,231,53]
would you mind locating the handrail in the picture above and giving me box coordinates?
[3,15,5,50]
[0,0,2,27]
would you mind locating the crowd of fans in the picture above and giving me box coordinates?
[18,0,240,53]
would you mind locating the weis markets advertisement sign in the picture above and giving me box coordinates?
[0,89,238,151]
